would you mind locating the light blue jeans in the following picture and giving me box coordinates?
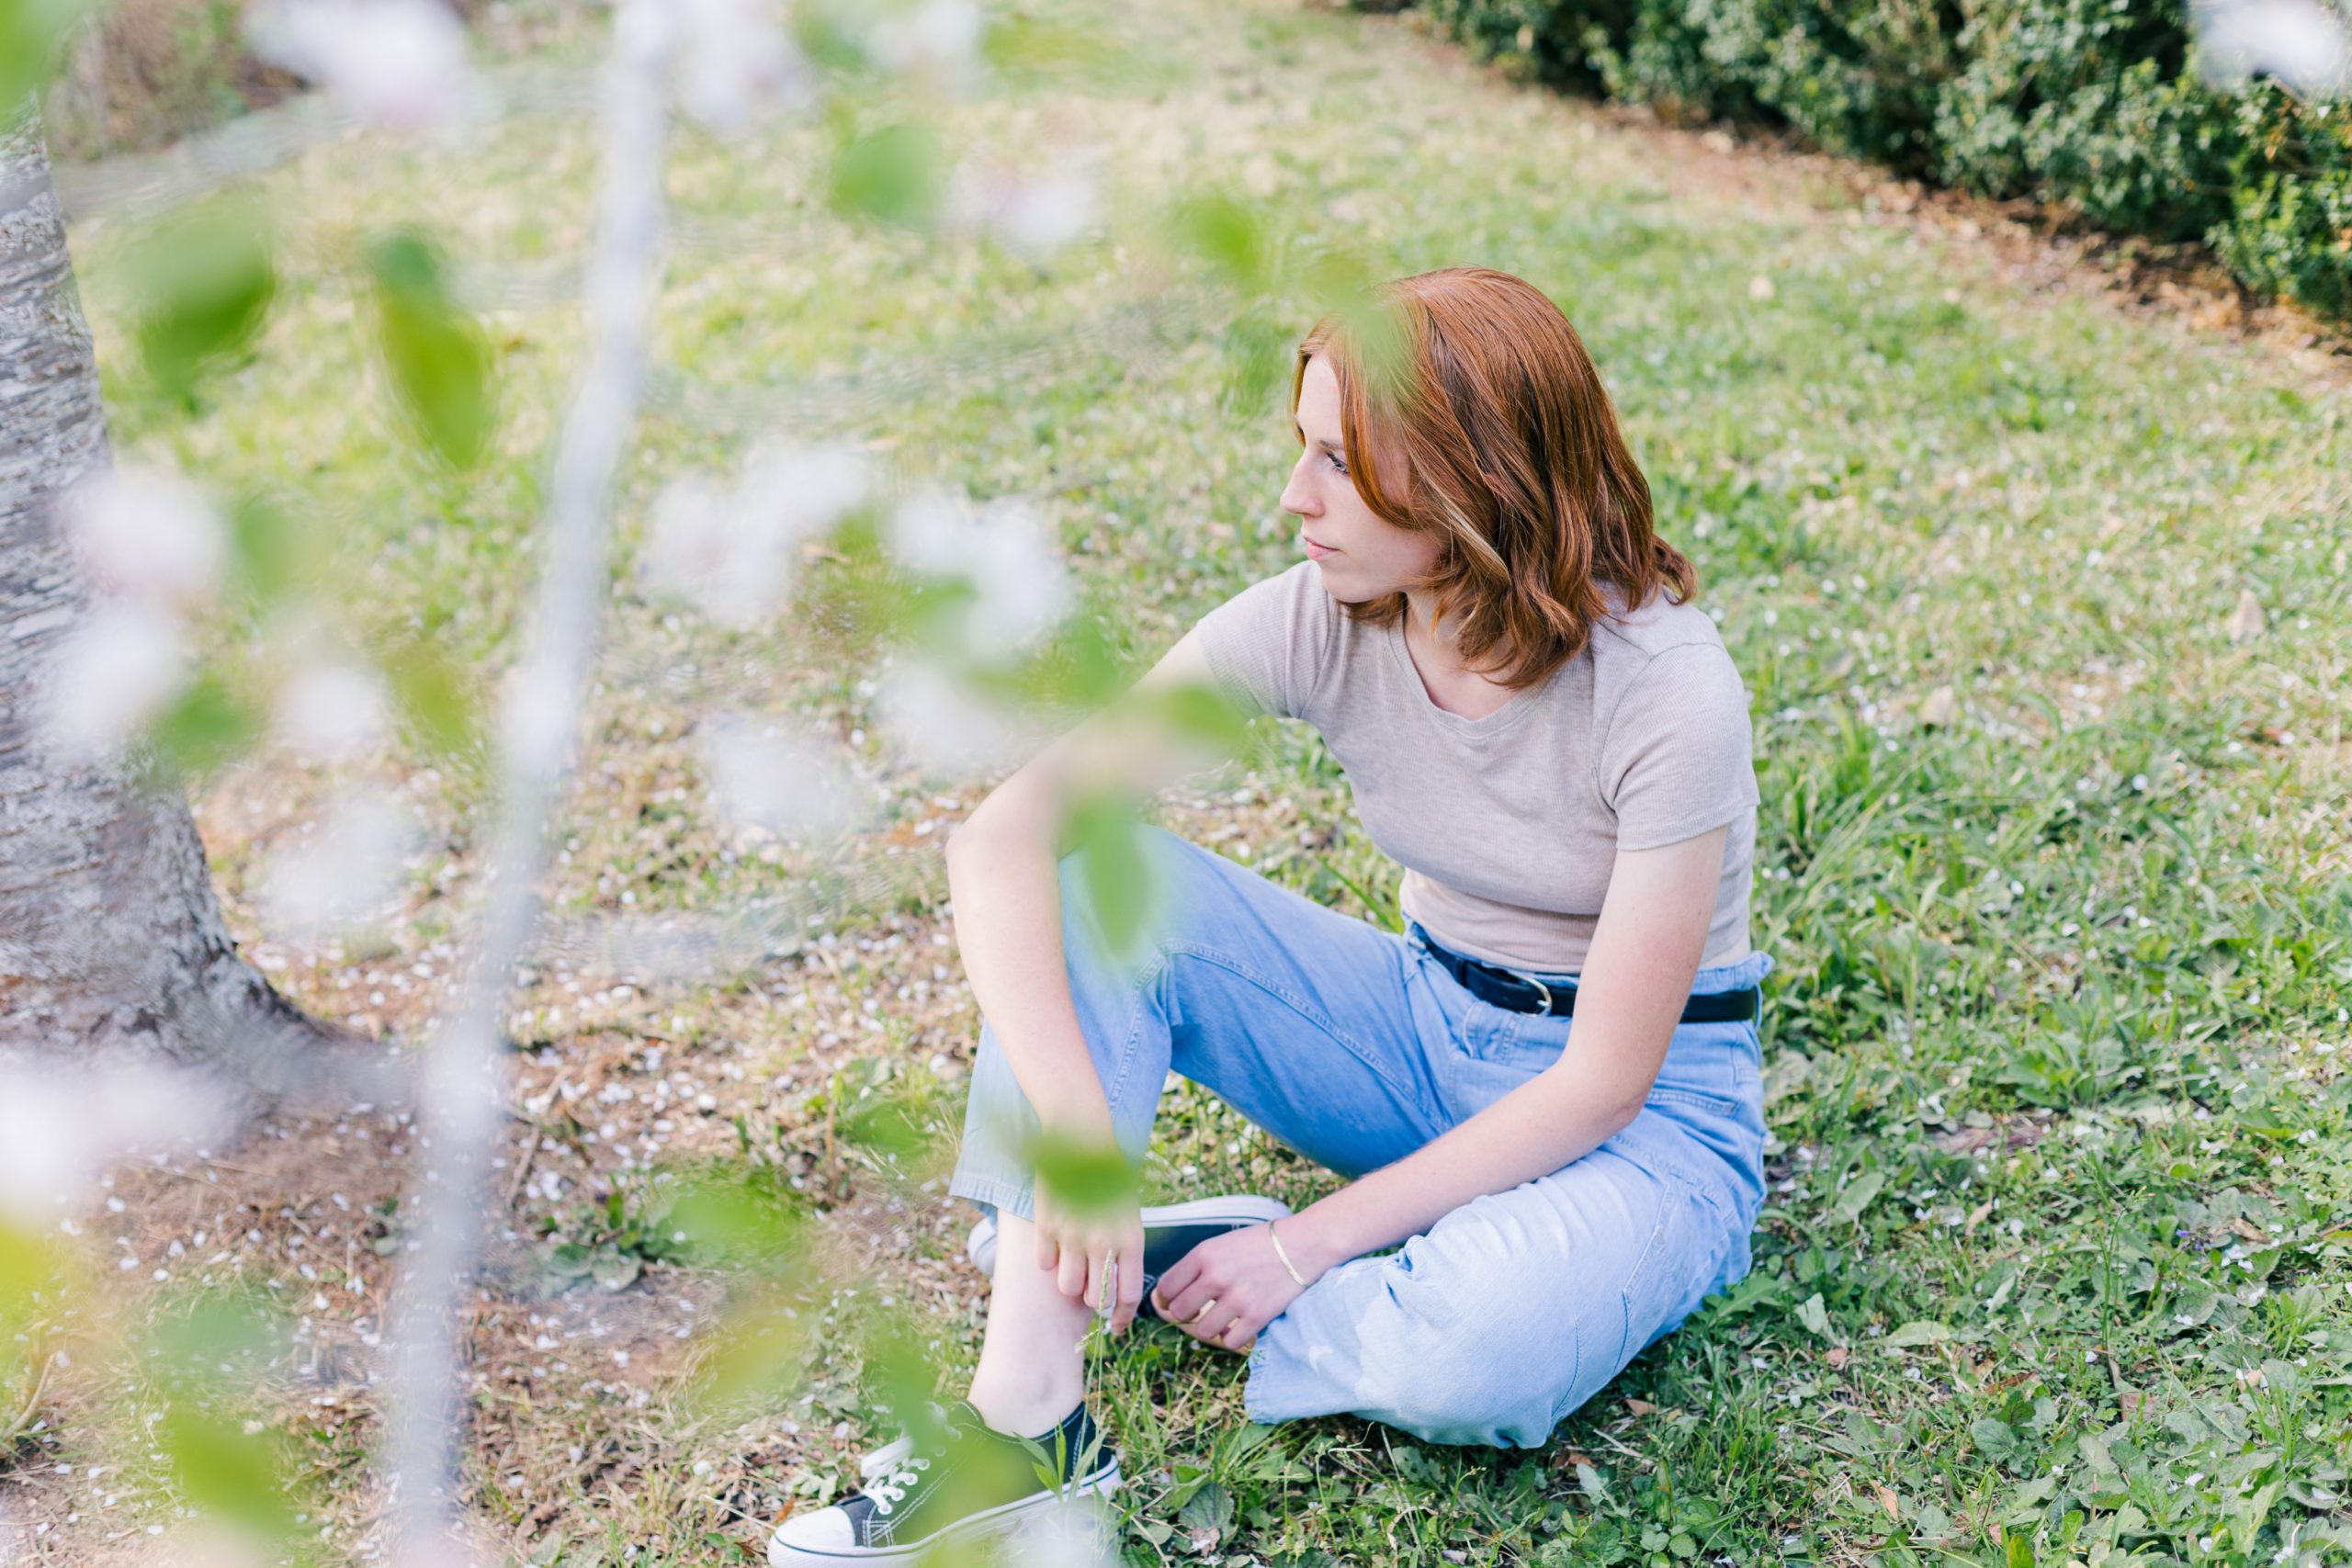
[949,828,1770,1449]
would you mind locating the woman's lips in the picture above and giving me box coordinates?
[1302,536,1335,560]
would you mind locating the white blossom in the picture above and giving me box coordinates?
[877,659,1023,775]
[0,1054,234,1226]
[643,445,869,628]
[41,601,189,764]
[1007,1500,1119,1568]
[260,788,420,939]
[500,654,576,767]
[700,712,863,840]
[869,0,986,85]
[2193,0,2349,96]
[65,466,225,611]
[947,152,1102,257]
[888,489,1072,663]
[248,0,473,131]
[277,661,391,761]
[674,0,809,131]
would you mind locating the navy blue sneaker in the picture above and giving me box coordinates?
[767,1401,1117,1564]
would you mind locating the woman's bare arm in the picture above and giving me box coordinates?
[943,631,1222,1329]
[1152,824,1729,1345]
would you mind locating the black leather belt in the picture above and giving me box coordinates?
[1422,934,1759,1022]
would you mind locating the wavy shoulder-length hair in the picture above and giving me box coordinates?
[1295,266,1694,692]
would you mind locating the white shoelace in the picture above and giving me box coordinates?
[865,1455,929,1515]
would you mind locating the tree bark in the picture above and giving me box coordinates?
[0,113,353,1090]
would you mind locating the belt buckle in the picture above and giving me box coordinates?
[1502,967,1555,1015]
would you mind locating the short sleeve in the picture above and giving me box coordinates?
[1191,562,1340,720]
[1598,642,1758,852]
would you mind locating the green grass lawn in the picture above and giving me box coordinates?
[68,0,2352,1562]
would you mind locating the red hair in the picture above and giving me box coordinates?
[1295,267,1694,690]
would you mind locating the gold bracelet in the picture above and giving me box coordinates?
[1267,1219,1309,1288]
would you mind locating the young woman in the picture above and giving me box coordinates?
[770,266,1768,1565]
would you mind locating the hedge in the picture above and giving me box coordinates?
[1400,0,2352,321]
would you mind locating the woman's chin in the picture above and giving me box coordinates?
[1308,556,1385,602]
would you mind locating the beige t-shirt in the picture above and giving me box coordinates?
[1194,561,1758,974]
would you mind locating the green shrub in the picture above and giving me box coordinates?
[1389,0,2352,321]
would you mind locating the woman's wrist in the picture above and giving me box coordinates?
[1278,1204,1356,1279]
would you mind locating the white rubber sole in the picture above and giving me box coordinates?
[766,1465,1122,1566]
[965,1193,1295,1277]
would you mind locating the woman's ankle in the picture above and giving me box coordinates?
[965,1372,1084,1439]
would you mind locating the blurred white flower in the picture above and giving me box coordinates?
[700,712,863,840]
[888,489,1071,663]
[65,466,225,611]
[643,445,869,628]
[277,661,390,761]
[1007,1499,1119,1568]
[877,660,1022,775]
[674,0,809,131]
[946,152,1102,257]
[41,601,189,764]
[248,0,472,131]
[2193,0,2349,96]
[261,788,420,938]
[500,654,576,767]
[1001,165,1100,254]
[0,1054,234,1226]
[870,0,986,84]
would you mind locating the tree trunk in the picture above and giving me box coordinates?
[0,114,354,1091]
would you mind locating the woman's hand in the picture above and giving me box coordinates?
[1150,1222,1316,1351]
[1033,1188,1147,1333]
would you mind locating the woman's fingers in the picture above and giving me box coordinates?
[1157,1269,1218,1328]
[1055,1239,1089,1301]
[1149,1253,1202,1320]
[1111,1233,1145,1332]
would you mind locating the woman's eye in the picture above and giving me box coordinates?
[1327,454,1349,476]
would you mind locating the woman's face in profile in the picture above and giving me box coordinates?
[1281,355,1440,604]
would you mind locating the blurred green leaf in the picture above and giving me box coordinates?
[1219,310,1289,420]
[0,1221,67,1442]
[366,228,496,468]
[1170,192,1268,292]
[838,1090,935,1166]
[151,673,261,778]
[1027,1127,1137,1217]
[1,0,90,131]
[159,1404,297,1541]
[982,13,1116,74]
[665,1171,807,1271]
[226,494,310,607]
[121,199,277,398]
[382,638,481,761]
[139,1295,302,1541]
[1143,678,1250,757]
[689,1289,808,1412]
[830,123,943,229]
[1065,793,1153,957]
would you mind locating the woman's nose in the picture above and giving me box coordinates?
[1279,457,1317,517]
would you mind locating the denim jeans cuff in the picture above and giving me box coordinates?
[947,1173,1035,1223]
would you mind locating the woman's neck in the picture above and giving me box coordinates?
[1402,592,1515,719]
